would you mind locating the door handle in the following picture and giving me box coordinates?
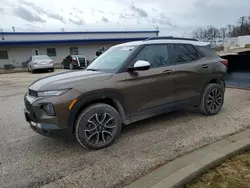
[162,70,173,74]
[201,64,208,69]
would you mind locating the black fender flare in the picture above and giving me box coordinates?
[200,73,225,94]
[67,91,130,133]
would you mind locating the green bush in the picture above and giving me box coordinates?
[245,44,250,48]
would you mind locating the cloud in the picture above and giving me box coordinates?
[130,5,148,18]
[101,17,109,23]
[20,0,65,23]
[0,8,3,13]
[13,6,45,22]
[47,12,66,23]
[73,7,84,14]
[69,18,85,26]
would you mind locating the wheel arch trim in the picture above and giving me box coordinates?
[67,90,130,133]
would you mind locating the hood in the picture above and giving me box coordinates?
[29,70,112,91]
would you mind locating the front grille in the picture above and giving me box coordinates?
[78,58,86,67]
[29,89,38,97]
[24,98,32,112]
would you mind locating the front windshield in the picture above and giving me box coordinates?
[87,46,136,73]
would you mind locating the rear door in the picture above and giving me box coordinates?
[124,44,176,121]
[170,43,210,102]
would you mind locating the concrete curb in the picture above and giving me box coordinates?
[126,129,250,188]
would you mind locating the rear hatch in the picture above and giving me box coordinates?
[78,57,86,67]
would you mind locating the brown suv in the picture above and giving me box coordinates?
[24,37,227,149]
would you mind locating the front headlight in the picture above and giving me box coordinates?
[37,89,70,97]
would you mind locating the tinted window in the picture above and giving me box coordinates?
[47,48,56,57]
[198,45,217,57]
[0,50,8,59]
[172,44,201,64]
[133,45,169,68]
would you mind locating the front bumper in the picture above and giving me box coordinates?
[23,89,81,138]
[24,108,71,138]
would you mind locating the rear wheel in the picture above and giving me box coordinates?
[75,103,122,150]
[199,83,224,115]
[30,66,35,74]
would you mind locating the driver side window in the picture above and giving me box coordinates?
[133,45,170,68]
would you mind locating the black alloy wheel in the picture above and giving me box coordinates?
[75,103,122,150]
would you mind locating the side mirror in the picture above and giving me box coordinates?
[128,60,150,71]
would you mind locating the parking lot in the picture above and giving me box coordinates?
[1,70,250,188]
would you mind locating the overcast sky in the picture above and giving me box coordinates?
[1,0,250,36]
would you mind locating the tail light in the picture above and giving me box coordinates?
[220,59,228,67]
[72,58,77,64]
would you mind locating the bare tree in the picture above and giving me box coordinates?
[219,27,227,39]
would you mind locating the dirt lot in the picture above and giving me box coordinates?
[0,70,250,188]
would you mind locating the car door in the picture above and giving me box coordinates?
[170,43,209,102]
[124,44,176,122]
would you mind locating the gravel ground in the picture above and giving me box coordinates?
[0,70,250,188]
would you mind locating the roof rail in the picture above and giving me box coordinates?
[144,36,198,42]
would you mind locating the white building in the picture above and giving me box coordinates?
[223,35,250,50]
[0,30,159,68]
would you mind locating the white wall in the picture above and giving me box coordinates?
[223,37,239,50]
[0,42,118,68]
[238,35,250,48]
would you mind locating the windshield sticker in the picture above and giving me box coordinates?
[121,47,134,51]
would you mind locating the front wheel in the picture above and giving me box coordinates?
[199,83,224,115]
[75,103,122,150]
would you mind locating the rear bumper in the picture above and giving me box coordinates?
[32,64,54,70]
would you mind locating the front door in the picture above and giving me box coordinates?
[124,44,176,122]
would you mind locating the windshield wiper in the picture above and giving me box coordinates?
[86,68,100,72]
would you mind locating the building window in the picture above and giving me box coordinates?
[47,48,56,57]
[70,47,78,55]
[0,50,8,59]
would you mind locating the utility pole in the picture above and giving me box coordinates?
[240,16,245,36]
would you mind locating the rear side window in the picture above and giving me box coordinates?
[172,44,201,64]
[133,44,170,68]
[198,45,217,57]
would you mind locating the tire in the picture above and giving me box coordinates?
[50,68,54,72]
[30,66,35,74]
[75,103,122,150]
[199,83,224,115]
[69,63,74,70]
[61,63,65,69]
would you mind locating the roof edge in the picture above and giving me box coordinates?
[0,37,148,46]
[1,30,159,35]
